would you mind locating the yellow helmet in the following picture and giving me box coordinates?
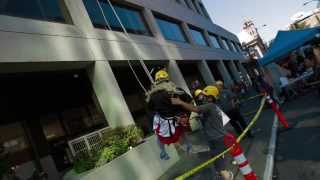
[203,85,220,98]
[194,89,203,97]
[155,70,169,81]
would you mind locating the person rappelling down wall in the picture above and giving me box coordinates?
[146,70,193,160]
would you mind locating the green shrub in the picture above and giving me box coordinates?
[73,125,144,174]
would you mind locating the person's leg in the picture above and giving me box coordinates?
[227,111,244,136]
[233,108,254,137]
[157,136,170,160]
[208,138,233,180]
[177,130,192,154]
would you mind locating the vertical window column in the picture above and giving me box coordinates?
[142,9,165,41]
[184,0,196,11]
[181,23,196,45]
[203,31,214,47]
[192,0,204,16]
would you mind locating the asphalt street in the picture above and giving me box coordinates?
[274,90,320,180]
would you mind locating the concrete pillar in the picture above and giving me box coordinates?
[167,60,200,131]
[142,8,166,42]
[87,61,135,128]
[181,23,196,45]
[217,60,234,87]
[197,60,215,85]
[64,0,96,35]
[229,61,241,82]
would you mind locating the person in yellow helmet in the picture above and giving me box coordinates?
[171,85,234,180]
[216,80,253,137]
[193,89,205,105]
[154,70,169,83]
[146,69,193,160]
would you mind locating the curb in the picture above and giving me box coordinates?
[263,115,278,180]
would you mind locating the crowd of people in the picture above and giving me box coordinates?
[146,69,257,180]
[145,48,320,179]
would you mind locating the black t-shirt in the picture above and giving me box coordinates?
[148,88,192,118]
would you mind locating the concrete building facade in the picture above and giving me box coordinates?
[0,0,248,179]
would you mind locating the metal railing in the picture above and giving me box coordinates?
[68,127,110,156]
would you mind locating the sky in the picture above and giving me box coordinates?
[202,0,317,42]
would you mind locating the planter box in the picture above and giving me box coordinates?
[63,135,179,180]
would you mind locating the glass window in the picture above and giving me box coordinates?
[0,0,67,23]
[156,17,187,43]
[209,34,221,48]
[230,41,237,52]
[83,0,150,36]
[221,38,230,50]
[189,27,208,46]
[82,0,107,28]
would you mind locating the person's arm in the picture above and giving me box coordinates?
[171,97,199,113]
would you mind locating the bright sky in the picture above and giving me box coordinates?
[202,0,317,42]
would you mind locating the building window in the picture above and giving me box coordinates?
[83,0,150,36]
[189,26,208,46]
[155,16,187,43]
[221,38,230,50]
[0,0,68,23]
[230,41,237,52]
[183,0,193,9]
[209,34,222,48]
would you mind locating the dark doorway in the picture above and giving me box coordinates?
[0,69,107,177]
[177,61,206,92]
[206,61,224,82]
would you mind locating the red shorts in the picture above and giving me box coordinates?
[157,126,183,145]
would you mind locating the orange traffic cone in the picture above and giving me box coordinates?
[266,95,289,128]
[224,133,258,180]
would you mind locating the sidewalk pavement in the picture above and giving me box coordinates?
[159,91,276,180]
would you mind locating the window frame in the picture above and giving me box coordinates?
[84,0,152,36]
[189,25,209,46]
[0,0,70,24]
[154,13,188,43]
[208,33,222,49]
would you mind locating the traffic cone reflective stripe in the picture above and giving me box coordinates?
[266,95,289,128]
[224,133,258,180]
[240,163,253,176]
[234,154,247,164]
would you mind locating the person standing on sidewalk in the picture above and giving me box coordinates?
[171,86,233,180]
[215,81,253,137]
